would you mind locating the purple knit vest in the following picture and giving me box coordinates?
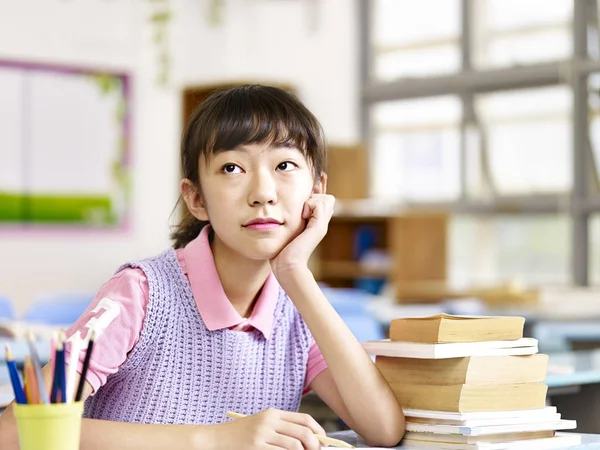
[83,248,312,424]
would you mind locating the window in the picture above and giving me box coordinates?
[450,216,571,286]
[472,0,572,69]
[475,87,572,195]
[371,96,461,202]
[365,1,598,285]
[592,215,600,286]
[371,0,460,81]
[587,74,600,188]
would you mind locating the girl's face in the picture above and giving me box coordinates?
[185,142,325,261]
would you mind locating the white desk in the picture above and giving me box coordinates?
[328,431,600,449]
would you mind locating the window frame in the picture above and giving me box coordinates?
[359,0,600,286]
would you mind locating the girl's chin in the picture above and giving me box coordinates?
[247,248,283,262]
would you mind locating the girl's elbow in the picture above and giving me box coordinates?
[364,414,405,447]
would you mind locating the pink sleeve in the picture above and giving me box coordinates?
[64,268,148,393]
[303,338,328,395]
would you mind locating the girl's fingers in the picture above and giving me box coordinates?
[272,422,321,450]
[278,410,327,437]
[268,433,304,450]
[304,195,335,223]
[302,202,312,219]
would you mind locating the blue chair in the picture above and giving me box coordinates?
[321,287,385,343]
[0,296,16,320]
[21,293,94,325]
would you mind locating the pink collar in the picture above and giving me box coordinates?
[182,226,280,339]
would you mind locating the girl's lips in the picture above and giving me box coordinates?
[244,222,282,231]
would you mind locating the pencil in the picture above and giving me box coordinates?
[66,332,84,403]
[51,338,65,403]
[24,356,40,404]
[4,344,27,404]
[50,330,57,379]
[27,331,50,404]
[225,411,355,448]
[58,331,67,403]
[75,329,96,402]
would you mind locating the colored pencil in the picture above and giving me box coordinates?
[27,331,50,404]
[75,329,96,402]
[50,330,57,373]
[51,337,66,403]
[4,344,27,404]
[23,356,40,404]
[225,411,355,448]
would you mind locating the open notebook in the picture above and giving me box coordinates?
[325,430,392,448]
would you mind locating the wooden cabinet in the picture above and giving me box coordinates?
[325,145,368,200]
[314,206,448,301]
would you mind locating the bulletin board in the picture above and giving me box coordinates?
[0,60,131,229]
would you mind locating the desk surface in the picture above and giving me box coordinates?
[547,349,600,389]
[328,431,600,449]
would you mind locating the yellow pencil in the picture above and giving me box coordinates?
[225,411,355,448]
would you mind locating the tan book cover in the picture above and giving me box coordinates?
[376,354,549,385]
[403,430,555,445]
[389,382,548,412]
[389,314,525,343]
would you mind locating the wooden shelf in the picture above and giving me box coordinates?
[318,261,391,279]
[315,212,448,293]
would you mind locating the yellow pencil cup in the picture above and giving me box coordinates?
[13,402,84,450]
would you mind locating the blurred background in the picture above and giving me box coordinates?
[3,0,600,432]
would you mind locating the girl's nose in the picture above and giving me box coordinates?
[248,170,278,206]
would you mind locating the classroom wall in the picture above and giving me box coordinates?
[0,0,359,313]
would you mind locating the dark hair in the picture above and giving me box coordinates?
[171,84,327,249]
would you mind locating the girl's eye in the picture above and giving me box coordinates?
[222,164,242,174]
[277,161,297,172]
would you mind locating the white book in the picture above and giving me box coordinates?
[405,419,577,436]
[362,338,538,359]
[403,407,557,421]
[399,434,581,450]
[407,413,562,428]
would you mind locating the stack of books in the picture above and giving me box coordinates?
[363,314,580,449]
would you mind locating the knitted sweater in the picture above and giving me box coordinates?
[83,248,312,424]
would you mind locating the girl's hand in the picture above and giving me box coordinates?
[271,194,335,280]
[214,408,326,450]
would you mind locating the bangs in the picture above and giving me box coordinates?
[199,86,323,162]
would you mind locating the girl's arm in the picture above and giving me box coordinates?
[281,269,405,447]
[0,364,325,450]
[271,193,405,447]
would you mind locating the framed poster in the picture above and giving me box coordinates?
[0,60,131,229]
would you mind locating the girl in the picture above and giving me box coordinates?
[0,85,404,449]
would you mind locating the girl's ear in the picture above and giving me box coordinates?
[313,172,327,194]
[180,179,209,221]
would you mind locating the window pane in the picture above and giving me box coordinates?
[588,74,600,184]
[449,215,571,287]
[484,29,571,68]
[375,45,459,81]
[484,0,571,31]
[592,215,600,286]
[371,97,461,201]
[473,0,572,69]
[475,87,572,195]
[372,0,460,46]
[371,0,460,80]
